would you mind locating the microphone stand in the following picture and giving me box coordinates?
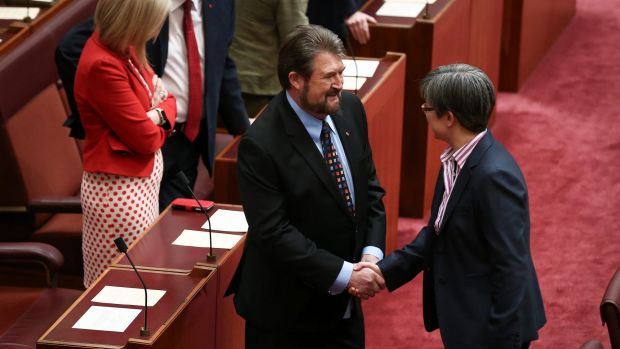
[176,172,216,262]
[344,25,360,95]
[114,237,150,337]
[23,0,33,23]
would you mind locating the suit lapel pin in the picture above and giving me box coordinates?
[345,131,350,137]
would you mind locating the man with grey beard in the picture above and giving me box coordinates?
[226,24,387,348]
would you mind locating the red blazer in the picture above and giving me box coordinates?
[75,31,176,177]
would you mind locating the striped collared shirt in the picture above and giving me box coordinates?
[434,129,487,233]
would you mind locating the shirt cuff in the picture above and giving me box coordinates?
[362,246,384,261]
[328,261,353,295]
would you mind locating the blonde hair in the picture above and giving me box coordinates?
[95,0,169,68]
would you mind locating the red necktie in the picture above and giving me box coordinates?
[183,0,203,142]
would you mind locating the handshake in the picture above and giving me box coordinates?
[347,255,385,300]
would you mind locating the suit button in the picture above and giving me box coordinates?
[438,277,446,285]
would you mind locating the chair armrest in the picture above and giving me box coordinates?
[579,339,604,349]
[28,196,82,213]
[0,242,64,286]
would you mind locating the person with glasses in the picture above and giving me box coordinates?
[353,64,547,349]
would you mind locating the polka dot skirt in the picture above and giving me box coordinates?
[80,150,163,288]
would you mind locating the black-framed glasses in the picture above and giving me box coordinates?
[421,104,435,112]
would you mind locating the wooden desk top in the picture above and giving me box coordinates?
[113,204,246,274]
[361,0,451,27]
[0,0,71,55]
[38,267,215,348]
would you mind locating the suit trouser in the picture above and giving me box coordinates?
[245,299,365,349]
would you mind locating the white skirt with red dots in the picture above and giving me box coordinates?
[80,150,163,287]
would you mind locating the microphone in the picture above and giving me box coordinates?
[114,237,150,337]
[343,26,360,95]
[175,171,216,262]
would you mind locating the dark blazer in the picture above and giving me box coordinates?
[378,132,546,349]
[227,91,386,332]
[148,0,249,173]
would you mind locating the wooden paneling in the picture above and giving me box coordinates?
[500,0,576,91]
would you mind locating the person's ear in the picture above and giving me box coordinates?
[288,71,304,91]
[445,111,457,127]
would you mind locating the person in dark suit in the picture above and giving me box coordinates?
[148,0,249,210]
[307,0,376,45]
[56,0,249,210]
[354,64,546,349]
[226,25,387,348]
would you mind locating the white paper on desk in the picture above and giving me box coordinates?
[91,286,166,307]
[72,305,141,332]
[173,229,243,249]
[383,0,436,3]
[376,2,425,18]
[342,59,379,78]
[0,7,41,20]
[203,209,248,232]
[343,76,367,91]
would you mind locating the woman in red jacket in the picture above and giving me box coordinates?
[74,0,176,287]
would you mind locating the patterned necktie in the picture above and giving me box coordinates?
[182,0,203,142]
[320,121,355,216]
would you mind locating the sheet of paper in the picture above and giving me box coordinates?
[0,7,40,20]
[172,229,243,249]
[91,286,166,307]
[343,76,367,91]
[376,2,426,18]
[383,0,436,3]
[203,209,248,232]
[342,59,379,78]
[72,305,141,332]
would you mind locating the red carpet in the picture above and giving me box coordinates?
[364,0,620,347]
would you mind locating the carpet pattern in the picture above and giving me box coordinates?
[364,0,620,347]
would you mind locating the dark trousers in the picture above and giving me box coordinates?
[245,303,364,349]
[159,119,209,211]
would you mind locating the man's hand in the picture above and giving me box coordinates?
[345,11,377,45]
[347,262,385,300]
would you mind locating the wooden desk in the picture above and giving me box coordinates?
[214,53,406,253]
[38,267,218,349]
[353,0,502,217]
[112,204,246,349]
[0,0,71,55]
[500,0,576,91]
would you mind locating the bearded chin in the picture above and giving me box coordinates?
[300,87,341,116]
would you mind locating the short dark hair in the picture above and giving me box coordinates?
[277,25,345,89]
[420,64,495,133]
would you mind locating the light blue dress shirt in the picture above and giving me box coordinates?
[285,92,383,298]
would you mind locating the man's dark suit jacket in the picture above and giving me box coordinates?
[378,132,546,349]
[227,91,386,333]
[56,0,249,172]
